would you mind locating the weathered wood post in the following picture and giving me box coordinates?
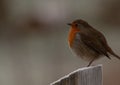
[50,65,102,85]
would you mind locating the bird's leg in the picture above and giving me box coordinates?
[87,58,95,67]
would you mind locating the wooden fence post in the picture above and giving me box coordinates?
[50,65,102,85]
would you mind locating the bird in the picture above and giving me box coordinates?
[67,19,120,66]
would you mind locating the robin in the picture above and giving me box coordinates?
[67,19,120,66]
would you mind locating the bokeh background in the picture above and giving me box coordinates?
[0,0,120,85]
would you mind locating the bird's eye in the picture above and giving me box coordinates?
[75,24,78,27]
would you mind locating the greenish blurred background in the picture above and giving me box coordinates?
[0,0,120,85]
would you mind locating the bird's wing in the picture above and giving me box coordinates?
[76,32,111,59]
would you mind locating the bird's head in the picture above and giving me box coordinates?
[67,19,90,30]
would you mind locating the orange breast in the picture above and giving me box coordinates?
[68,28,80,47]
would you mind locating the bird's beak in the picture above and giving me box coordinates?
[67,23,72,26]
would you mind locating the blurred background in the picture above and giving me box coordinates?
[0,0,120,85]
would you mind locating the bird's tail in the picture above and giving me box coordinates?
[108,47,120,60]
[111,52,120,60]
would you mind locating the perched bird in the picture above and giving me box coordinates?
[67,19,120,66]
